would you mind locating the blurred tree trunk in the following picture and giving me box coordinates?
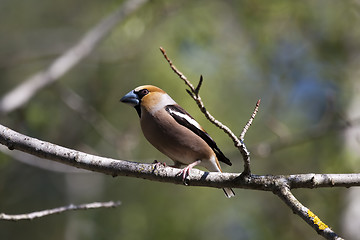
[342,59,360,239]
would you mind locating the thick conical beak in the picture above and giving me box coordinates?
[120,90,140,107]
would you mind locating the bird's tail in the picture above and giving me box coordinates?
[223,188,235,198]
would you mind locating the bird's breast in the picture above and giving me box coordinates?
[140,109,213,165]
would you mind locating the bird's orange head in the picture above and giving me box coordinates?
[120,85,175,117]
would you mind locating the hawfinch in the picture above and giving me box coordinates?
[120,85,235,198]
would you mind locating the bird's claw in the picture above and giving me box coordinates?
[178,166,192,185]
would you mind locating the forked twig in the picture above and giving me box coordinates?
[160,47,254,175]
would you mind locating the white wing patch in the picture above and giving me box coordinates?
[165,104,232,166]
[167,107,203,131]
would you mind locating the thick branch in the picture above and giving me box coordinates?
[1,124,359,191]
[0,201,121,221]
[0,0,147,114]
[0,144,87,173]
[287,173,360,189]
[0,123,241,188]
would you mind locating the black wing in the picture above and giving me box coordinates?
[165,105,232,166]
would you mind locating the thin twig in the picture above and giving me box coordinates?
[194,75,203,96]
[0,201,121,221]
[0,0,148,114]
[159,47,252,175]
[239,99,261,141]
[159,47,194,89]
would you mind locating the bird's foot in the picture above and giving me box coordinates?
[178,160,201,185]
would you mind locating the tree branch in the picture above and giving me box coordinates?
[0,144,88,173]
[0,124,357,238]
[0,201,121,221]
[0,0,148,114]
[1,124,359,190]
[275,186,343,240]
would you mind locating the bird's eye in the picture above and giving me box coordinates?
[139,89,149,97]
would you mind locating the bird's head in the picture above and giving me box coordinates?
[120,85,175,117]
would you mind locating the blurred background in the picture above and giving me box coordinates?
[1,0,360,239]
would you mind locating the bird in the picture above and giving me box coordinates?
[120,85,235,198]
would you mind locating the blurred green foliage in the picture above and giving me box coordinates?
[0,0,359,239]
